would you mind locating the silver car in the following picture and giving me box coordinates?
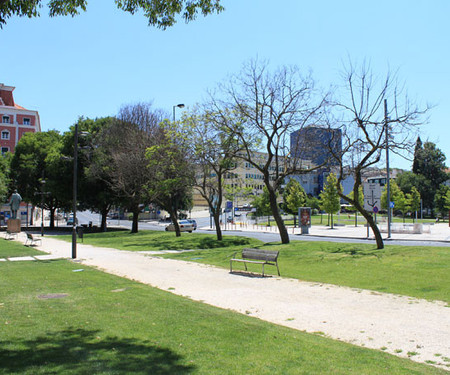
[165,220,195,233]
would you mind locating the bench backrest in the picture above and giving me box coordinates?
[242,248,279,262]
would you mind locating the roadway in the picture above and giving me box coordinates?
[76,210,450,248]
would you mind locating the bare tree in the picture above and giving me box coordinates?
[184,108,242,240]
[209,60,327,244]
[328,63,428,249]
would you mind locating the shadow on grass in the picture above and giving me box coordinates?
[0,328,194,374]
[121,235,254,251]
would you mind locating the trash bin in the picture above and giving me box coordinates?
[77,227,84,242]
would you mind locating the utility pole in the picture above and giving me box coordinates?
[385,99,392,239]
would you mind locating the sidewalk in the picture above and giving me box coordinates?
[203,221,450,243]
[10,232,450,370]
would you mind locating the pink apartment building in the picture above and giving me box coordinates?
[0,83,41,155]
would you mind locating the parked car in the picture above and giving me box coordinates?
[165,220,195,233]
[186,219,197,230]
[66,215,78,226]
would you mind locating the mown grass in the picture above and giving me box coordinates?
[0,260,446,374]
[0,238,45,258]
[72,230,450,303]
[64,230,262,252]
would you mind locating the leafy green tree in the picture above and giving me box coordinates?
[434,185,450,218]
[97,103,166,233]
[0,152,11,202]
[319,173,341,229]
[412,136,423,175]
[62,117,121,231]
[410,141,448,213]
[0,0,223,28]
[406,186,421,222]
[283,178,306,226]
[146,120,194,237]
[305,195,320,212]
[381,180,407,222]
[251,186,272,217]
[10,130,67,227]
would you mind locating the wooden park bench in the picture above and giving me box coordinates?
[230,248,280,276]
[5,230,18,240]
[25,232,42,246]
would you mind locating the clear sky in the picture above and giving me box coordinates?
[1,0,449,170]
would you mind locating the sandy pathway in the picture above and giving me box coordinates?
[33,236,450,370]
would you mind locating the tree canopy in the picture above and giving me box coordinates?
[0,0,223,28]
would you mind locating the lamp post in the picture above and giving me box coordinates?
[71,124,89,259]
[72,122,79,259]
[173,103,185,122]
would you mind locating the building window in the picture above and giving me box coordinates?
[1,130,9,140]
[1,147,9,155]
[23,118,30,125]
[2,116,10,124]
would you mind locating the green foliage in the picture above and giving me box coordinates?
[145,120,194,231]
[406,186,421,214]
[251,186,273,216]
[319,173,341,215]
[410,140,449,212]
[381,180,407,214]
[0,0,223,28]
[9,130,67,218]
[282,178,307,215]
[434,185,450,217]
[0,152,11,202]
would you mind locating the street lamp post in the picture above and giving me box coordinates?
[71,124,89,259]
[173,103,185,122]
[72,122,79,259]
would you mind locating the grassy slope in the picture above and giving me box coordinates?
[0,260,446,374]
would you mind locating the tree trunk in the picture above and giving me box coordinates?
[30,206,34,225]
[267,186,289,244]
[131,206,139,233]
[340,191,384,249]
[49,208,56,229]
[100,207,109,232]
[213,212,222,241]
[169,207,181,237]
[331,213,334,229]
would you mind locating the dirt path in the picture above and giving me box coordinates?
[34,236,450,371]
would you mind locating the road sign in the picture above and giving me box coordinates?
[373,206,379,214]
[390,201,395,208]
[363,182,381,211]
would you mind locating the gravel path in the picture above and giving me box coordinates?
[32,236,450,371]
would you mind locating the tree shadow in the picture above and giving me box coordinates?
[0,328,194,374]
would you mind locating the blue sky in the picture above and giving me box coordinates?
[1,0,449,170]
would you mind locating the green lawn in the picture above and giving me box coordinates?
[71,230,450,303]
[0,260,446,374]
[0,238,46,258]
[65,230,263,252]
